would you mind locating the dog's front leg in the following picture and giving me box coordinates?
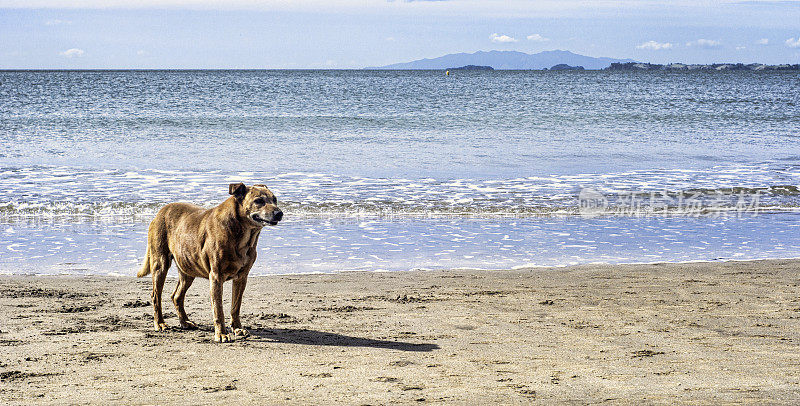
[231,274,250,338]
[209,271,233,343]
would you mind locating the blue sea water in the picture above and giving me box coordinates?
[1,70,799,275]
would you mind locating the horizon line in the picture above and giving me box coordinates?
[2,64,799,72]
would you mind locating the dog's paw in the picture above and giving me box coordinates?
[154,322,168,332]
[234,328,250,338]
[179,320,199,330]
[214,332,235,343]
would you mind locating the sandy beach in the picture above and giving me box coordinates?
[1,259,799,404]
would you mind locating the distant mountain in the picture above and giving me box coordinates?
[368,50,636,70]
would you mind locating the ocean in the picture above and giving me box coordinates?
[1,69,799,275]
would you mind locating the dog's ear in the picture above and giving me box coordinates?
[228,183,247,200]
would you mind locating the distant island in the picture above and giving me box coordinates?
[547,64,584,71]
[607,62,800,71]
[368,50,634,70]
[368,49,800,71]
[445,64,586,71]
[447,65,494,71]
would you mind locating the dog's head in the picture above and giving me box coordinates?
[229,183,283,227]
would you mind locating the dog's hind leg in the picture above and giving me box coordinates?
[172,272,197,330]
[150,253,171,331]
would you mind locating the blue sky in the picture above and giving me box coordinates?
[1,0,800,68]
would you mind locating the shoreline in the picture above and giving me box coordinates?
[2,256,800,278]
[2,258,799,403]
[5,211,800,277]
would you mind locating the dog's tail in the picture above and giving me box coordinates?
[137,245,151,278]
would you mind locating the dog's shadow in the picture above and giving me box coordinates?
[250,328,439,352]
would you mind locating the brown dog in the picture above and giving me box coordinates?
[137,183,282,343]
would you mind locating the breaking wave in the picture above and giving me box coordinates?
[0,164,798,220]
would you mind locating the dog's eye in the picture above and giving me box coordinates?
[254,198,266,206]
[272,197,278,204]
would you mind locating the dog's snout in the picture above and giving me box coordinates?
[273,209,283,221]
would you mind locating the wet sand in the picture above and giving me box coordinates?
[1,259,799,404]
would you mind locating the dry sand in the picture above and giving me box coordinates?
[1,259,799,404]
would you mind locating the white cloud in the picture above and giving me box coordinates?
[490,33,517,43]
[385,36,395,41]
[44,19,70,25]
[756,38,769,45]
[58,48,84,58]
[686,39,721,48]
[526,34,549,42]
[136,50,147,56]
[636,41,674,50]
[736,46,746,50]
[786,37,800,48]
